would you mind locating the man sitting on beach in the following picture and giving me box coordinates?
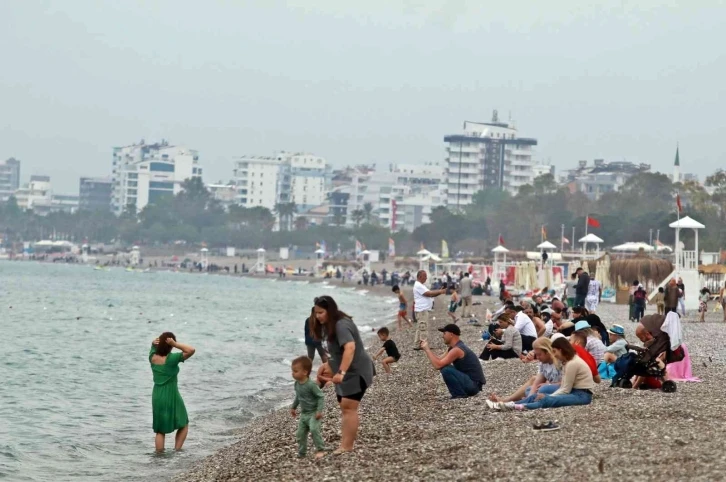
[420,324,486,398]
[413,270,447,351]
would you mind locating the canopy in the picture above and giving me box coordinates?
[492,245,509,253]
[579,234,604,243]
[256,248,266,252]
[611,242,655,253]
[422,254,442,262]
[669,216,705,229]
[314,249,325,254]
[537,241,557,249]
[417,249,432,256]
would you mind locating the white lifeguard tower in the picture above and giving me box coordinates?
[536,240,557,289]
[579,233,604,258]
[253,248,266,274]
[130,246,140,266]
[81,244,89,263]
[314,248,325,273]
[417,249,432,273]
[360,250,372,272]
[671,216,705,311]
[200,247,209,270]
[492,245,509,283]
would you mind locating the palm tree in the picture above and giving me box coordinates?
[351,209,365,228]
[294,216,308,231]
[274,202,297,231]
[363,202,374,224]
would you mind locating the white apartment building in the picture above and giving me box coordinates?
[444,112,538,208]
[15,175,78,215]
[111,140,202,214]
[328,163,446,231]
[232,151,330,212]
[561,159,651,201]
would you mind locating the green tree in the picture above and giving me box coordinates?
[363,202,374,224]
[350,209,365,228]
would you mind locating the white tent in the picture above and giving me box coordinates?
[492,245,510,253]
[537,241,557,250]
[417,249,432,256]
[669,216,705,229]
[611,242,655,253]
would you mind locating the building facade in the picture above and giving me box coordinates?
[327,163,445,231]
[206,183,238,210]
[79,177,112,212]
[232,151,330,213]
[444,112,538,208]
[111,140,202,214]
[14,175,78,214]
[561,159,651,201]
[0,158,21,201]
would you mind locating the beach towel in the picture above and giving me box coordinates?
[665,343,700,382]
[660,311,683,350]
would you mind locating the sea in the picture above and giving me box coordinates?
[0,261,395,481]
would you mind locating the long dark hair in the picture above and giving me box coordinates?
[311,295,352,342]
[552,337,576,361]
[156,332,176,356]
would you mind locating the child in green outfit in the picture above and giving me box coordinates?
[290,356,328,459]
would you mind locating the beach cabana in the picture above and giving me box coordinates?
[492,245,509,283]
[579,233,604,256]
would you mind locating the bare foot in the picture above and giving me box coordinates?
[314,451,327,460]
[488,393,500,402]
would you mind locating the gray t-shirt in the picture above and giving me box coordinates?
[326,318,375,397]
[460,277,472,297]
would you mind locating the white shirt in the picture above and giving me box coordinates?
[413,281,433,312]
[543,320,554,338]
[514,312,537,338]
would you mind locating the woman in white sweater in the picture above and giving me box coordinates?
[487,337,594,411]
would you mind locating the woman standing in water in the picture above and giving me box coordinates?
[310,296,374,455]
[150,333,195,451]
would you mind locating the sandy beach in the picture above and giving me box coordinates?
[175,289,726,482]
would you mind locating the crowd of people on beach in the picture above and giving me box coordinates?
[147,266,702,455]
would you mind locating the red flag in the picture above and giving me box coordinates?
[562,236,570,245]
[586,216,600,228]
[498,235,505,246]
[676,194,683,213]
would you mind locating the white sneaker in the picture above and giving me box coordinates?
[486,400,515,411]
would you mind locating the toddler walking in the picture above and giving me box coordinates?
[290,356,327,459]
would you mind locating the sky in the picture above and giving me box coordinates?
[1,0,725,193]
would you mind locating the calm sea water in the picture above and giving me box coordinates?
[0,262,394,481]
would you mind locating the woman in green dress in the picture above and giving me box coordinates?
[150,332,195,451]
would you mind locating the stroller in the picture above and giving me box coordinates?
[611,314,684,393]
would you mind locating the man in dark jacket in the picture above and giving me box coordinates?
[574,268,590,307]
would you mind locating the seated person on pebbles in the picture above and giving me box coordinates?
[419,324,486,399]
[489,337,563,403]
[572,320,606,365]
[487,336,594,411]
[505,304,537,353]
[479,313,522,361]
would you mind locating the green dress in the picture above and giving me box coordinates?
[149,347,189,434]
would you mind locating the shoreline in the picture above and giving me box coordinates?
[175,297,726,482]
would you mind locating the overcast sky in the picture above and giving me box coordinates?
[2,1,724,193]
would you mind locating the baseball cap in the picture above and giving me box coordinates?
[438,324,461,336]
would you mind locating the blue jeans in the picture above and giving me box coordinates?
[518,383,559,404]
[441,366,483,398]
[522,388,592,410]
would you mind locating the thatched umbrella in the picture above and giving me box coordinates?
[609,248,673,291]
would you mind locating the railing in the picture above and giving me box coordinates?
[680,250,698,270]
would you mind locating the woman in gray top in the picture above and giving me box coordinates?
[311,295,374,455]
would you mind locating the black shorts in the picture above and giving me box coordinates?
[336,377,368,403]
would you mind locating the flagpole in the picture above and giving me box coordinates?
[572,226,575,254]
[676,192,681,272]
[560,224,564,253]
[584,215,588,255]
[498,232,501,246]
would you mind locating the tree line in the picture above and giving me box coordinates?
[1,172,725,256]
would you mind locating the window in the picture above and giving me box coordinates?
[150,181,174,189]
[150,162,174,172]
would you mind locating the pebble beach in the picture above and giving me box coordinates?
[175,291,726,482]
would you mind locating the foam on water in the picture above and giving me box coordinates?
[0,262,391,482]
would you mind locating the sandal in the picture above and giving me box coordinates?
[533,420,560,432]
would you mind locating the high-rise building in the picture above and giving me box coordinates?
[0,157,21,201]
[232,151,330,212]
[444,111,538,207]
[14,175,79,215]
[79,177,112,212]
[111,140,202,214]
